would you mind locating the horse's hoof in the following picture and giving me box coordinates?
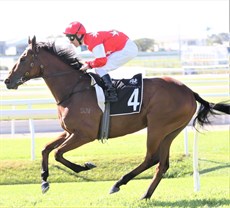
[109,186,120,194]
[41,181,49,194]
[85,162,96,170]
[140,194,150,200]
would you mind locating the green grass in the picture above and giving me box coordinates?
[127,58,182,68]
[0,129,229,207]
[0,177,229,207]
[0,130,229,184]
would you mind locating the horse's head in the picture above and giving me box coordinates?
[4,36,45,89]
[5,36,83,90]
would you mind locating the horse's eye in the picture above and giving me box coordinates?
[21,57,26,62]
[25,72,30,77]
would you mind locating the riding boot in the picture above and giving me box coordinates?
[101,74,118,102]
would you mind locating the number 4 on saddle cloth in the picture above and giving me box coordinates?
[89,73,143,116]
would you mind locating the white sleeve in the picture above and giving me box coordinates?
[92,44,106,58]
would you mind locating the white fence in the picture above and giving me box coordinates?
[1,99,57,120]
[0,99,57,161]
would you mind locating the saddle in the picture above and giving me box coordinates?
[89,73,143,142]
[89,73,143,115]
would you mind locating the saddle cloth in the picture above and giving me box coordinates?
[89,73,143,116]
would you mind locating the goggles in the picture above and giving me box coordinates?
[66,35,76,42]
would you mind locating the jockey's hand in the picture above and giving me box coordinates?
[80,64,91,71]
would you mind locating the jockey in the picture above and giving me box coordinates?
[64,21,138,102]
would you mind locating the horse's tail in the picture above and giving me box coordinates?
[193,92,230,127]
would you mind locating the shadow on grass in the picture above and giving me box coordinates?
[52,165,96,182]
[199,159,230,175]
[135,198,230,208]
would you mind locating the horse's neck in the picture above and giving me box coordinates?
[42,57,85,104]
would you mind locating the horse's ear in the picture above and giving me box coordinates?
[28,36,36,47]
[28,36,36,44]
[28,36,32,44]
[31,36,36,48]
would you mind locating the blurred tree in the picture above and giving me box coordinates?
[207,33,230,45]
[134,38,155,52]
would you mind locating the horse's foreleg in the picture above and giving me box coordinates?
[54,133,96,173]
[41,131,68,193]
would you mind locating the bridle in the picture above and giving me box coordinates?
[21,47,79,82]
[21,46,92,105]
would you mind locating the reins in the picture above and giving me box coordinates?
[42,69,93,105]
[56,73,93,105]
[42,70,79,79]
[31,48,93,105]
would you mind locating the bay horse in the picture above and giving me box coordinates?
[4,36,229,200]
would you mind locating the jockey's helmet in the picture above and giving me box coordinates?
[64,21,86,35]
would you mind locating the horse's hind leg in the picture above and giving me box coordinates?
[141,125,186,200]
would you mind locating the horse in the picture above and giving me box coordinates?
[4,36,229,200]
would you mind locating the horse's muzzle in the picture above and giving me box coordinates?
[4,78,19,89]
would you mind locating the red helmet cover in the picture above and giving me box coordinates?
[64,21,86,35]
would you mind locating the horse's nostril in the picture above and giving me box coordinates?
[4,78,10,84]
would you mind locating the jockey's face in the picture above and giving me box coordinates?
[67,34,83,48]
[70,38,80,47]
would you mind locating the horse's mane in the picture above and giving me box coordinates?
[36,41,83,70]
